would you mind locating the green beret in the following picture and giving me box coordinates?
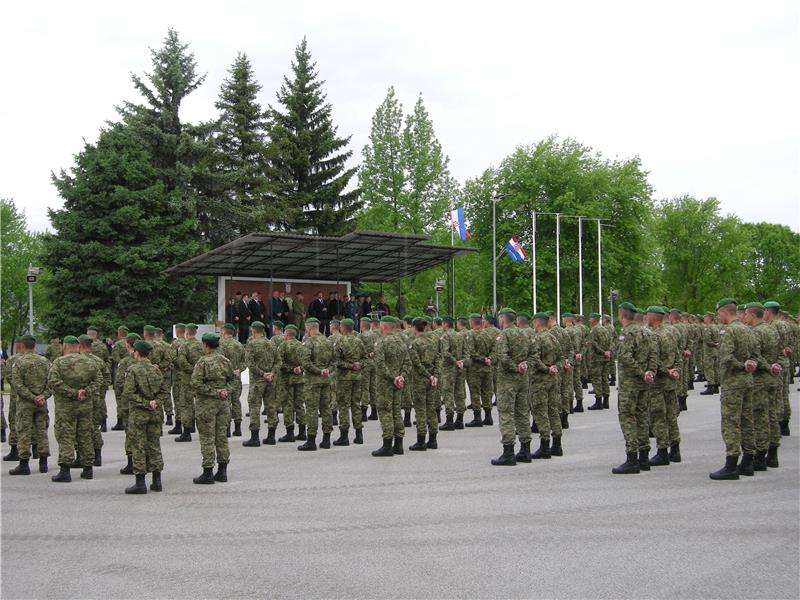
[589,312,601,318]
[331,319,340,325]
[117,325,129,333]
[222,323,236,332]
[457,316,467,321]
[359,317,371,322]
[272,320,284,328]
[380,316,395,323]
[546,311,555,317]
[533,311,549,320]
[143,325,157,332]
[134,340,153,352]
[646,306,666,315]
[87,326,98,332]
[618,302,636,311]
[403,316,413,323]
[175,323,186,329]
[154,327,163,333]
[63,335,79,344]
[201,332,220,343]
[340,318,355,326]
[371,317,380,323]
[562,312,574,318]
[78,334,92,342]
[498,307,516,316]
[185,323,198,330]
[19,334,36,342]
[305,317,319,325]
[285,324,298,331]
[468,313,482,320]
[251,321,265,330]
[516,312,531,320]
[716,298,737,310]
[442,316,454,323]
[736,304,745,311]
[126,333,141,341]
[412,316,425,324]
[745,302,763,310]
[763,300,780,309]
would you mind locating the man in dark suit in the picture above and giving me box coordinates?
[310,291,329,335]
[249,291,265,323]
[271,291,285,337]
[237,293,252,343]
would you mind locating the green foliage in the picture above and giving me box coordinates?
[738,222,800,308]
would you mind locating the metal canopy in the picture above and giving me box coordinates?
[165,230,477,283]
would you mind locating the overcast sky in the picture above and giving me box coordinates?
[2,0,798,233]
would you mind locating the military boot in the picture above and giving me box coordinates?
[574,399,584,413]
[491,444,516,466]
[175,425,192,442]
[612,452,640,474]
[403,410,412,428]
[371,438,393,457]
[440,414,454,431]
[550,436,563,457]
[193,467,215,484]
[263,427,277,445]
[125,473,147,494]
[465,409,483,427]
[214,463,228,482]
[687,380,694,391]
[530,418,539,433]
[588,387,596,395]
[560,413,569,430]
[51,464,71,482]
[409,434,427,451]
[709,455,740,480]
[638,448,650,471]
[649,448,670,467]
[695,373,705,382]
[150,471,162,492]
[369,404,379,420]
[233,421,242,437]
[100,418,107,433]
[353,428,364,444]
[392,437,404,455]
[587,397,603,410]
[112,418,125,431]
[0,426,5,443]
[38,456,48,473]
[3,445,19,461]
[515,441,531,463]
[32,445,39,459]
[766,444,779,468]
[278,426,295,443]
[185,421,197,433]
[737,453,755,477]
[426,431,438,450]
[700,385,714,395]
[93,448,102,467]
[9,458,30,475]
[226,423,232,438]
[242,429,261,447]
[165,414,173,426]
[333,428,350,446]
[668,444,682,463]
[296,424,307,441]
[68,455,82,468]
[581,377,588,389]
[361,406,368,422]
[297,435,317,451]
[678,396,687,412]
[80,466,93,479]
[120,455,134,474]
[454,413,464,429]
[602,396,610,409]
[531,438,551,459]
[167,419,182,435]
[320,432,332,449]
[753,450,768,472]
[779,420,790,436]
[483,409,494,426]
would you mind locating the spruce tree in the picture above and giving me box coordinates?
[267,38,361,234]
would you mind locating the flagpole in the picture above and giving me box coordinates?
[578,217,583,316]
[451,222,455,317]
[492,197,497,315]
[531,209,537,314]
[597,219,602,316]
[556,213,561,324]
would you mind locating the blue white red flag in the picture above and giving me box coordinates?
[505,236,526,262]
[447,207,470,241]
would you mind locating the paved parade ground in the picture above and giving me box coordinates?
[2,386,798,599]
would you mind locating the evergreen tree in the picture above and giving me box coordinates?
[267,38,361,234]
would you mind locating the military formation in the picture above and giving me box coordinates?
[1,298,797,493]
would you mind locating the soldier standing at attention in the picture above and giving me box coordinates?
[117,333,139,475]
[87,327,111,432]
[298,318,334,451]
[438,317,459,431]
[110,326,130,430]
[563,313,585,412]
[2,339,23,462]
[645,306,681,466]
[372,317,409,457]
[167,324,186,435]
[466,314,494,427]
[369,318,383,419]
[548,312,573,429]
[358,317,377,422]
[48,335,102,482]
[174,324,202,442]
[603,315,617,387]
[409,316,441,451]
[709,299,757,480]
[277,324,306,443]
[152,328,175,426]
[612,302,656,475]
[701,313,721,395]
[8,335,51,475]
[290,292,307,340]
[529,312,562,459]
[219,324,245,437]
[328,319,342,426]
[453,317,472,429]
[191,333,234,485]
[78,335,108,467]
[586,313,612,410]
[764,301,793,436]
[268,320,285,426]
[123,340,165,494]
[242,321,277,447]
[45,336,63,363]
[333,319,366,446]
[400,317,415,428]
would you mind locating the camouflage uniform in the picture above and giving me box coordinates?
[751,321,781,452]
[175,337,202,427]
[467,326,495,413]
[169,337,185,421]
[219,335,245,425]
[246,336,278,432]
[565,323,584,406]
[334,332,365,432]
[123,359,164,474]
[770,318,793,423]
[11,352,52,460]
[191,349,234,468]
[4,353,20,448]
[114,354,134,456]
[374,330,410,440]
[45,341,63,363]
[550,325,573,414]
[650,325,680,450]
[495,323,531,446]
[401,328,415,414]
[703,322,721,387]
[586,323,612,398]
[529,329,561,441]
[83,352,110,451]
[718,319,756,457]
[268,334,284,416]
[410,333,440,438]
[301,333,334,438]
[150,339,173,419]
[454,327,472,415]
[359,328,378,411]
[278,337,306,428]
[616,323,656,453]
[438,328,458,418]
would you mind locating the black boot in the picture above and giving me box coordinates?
[51,464,71,482]
[393,437,404,455]
[668,444,682,463]
[263,427,277,445]
[278,425,295,442]
[588,388,596,395]
[371,438,394,457]
[361,406,368,422]
[587,397,602,410]
[333,428,350,446]
[214,463,228,482]
[483,409,494,426]
[612,452,640,474]
[320,432,331,449]
[10,458,30,475]
[332,410,339,426]
[737,453,755,477]
[369,404,379,420]
[353,428,364,445]
[609,376,616,387]
[440,414,454,431]
[695,373,705,382]
[531,438,551,459]
[93,448,102,467]
[581,377,588,389]
[426,431,438,450]
[112,418,125,431]
[515,441,531,463]
[175,425,192,442]
[491,444,516,466]
[678,396,687,412]
[574,399,584,413]
[68,455,82,469]
[638,448,650,471]
[100,418,107,433]
[530,418,539,434]
[297,435,317,451]
[465,409,483,427]
[3,445,19,461]
[125,473,147,494]
[454,413,464,429]
[185,421,196,433]
[150,471,162,492]
[167,419,182,435]
[80,466,93,479]
[700,385,714,395]
[226,422,231,438]
[753,450,768,472]
[296,424,307,441]
[687,380,694,391]
[0,426,5,443]
[649,448,670,467]
[38,456,48,473]
[602,395,610,409]
[32,445,39,459]
[120,455,134,475]
[403,410,412,428]
[550,436,563,457]
[779,420,790,436]
[409,434,427,451]
[165,414,173,426]
[766,444,779,468]
[193,467,215,484]
[262,407,268,415]
[242,429,261,447]
[560,412,569,429]
[233,421,242,437]
[709,455,740,480]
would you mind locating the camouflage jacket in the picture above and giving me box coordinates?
[124,359,164,411]
[90,339,111,368]
[114,354,133,399]
[301,334,334,386]
[45,342,63,363]
[718,319,755,389]
[83,351,110,393]
[191,350,235,399]
[495,324,529,378]
[278,338,305,385]
[374,332,410,384]
[751,321,781,387]
[410,334,440,379]
[111,339,129,367]
[335,333,366,381]
[585,324,612,361]
[176,337,203,375]
[219,336,245,374]
[246,336,278,380]
[468,327,495,370]
[48,353,102,401]
[11,352,52,404]
[652,325,678,389]
[617,323,656,382]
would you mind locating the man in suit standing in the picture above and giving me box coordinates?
[310,292,329,335]
[271,291,285,337]
[249,292,266,324]
[237,294,252,344]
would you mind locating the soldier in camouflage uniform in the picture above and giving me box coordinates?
[563,313,585,412]
[548,312,573,429]
[438,317,460,431]
[528,312,562,459]
[268,320,285,425]
[8,335,51,475]
[79,335,109,467]
[298,318,334,451]
[219,324,245,437]
[110,326,130,430]
[49,336,102,482]
[764,301,793,436]
[453,317,472,428]
[123,340,165,494]
[191,333,235,484]
[333,319,366,446]
[45,337,63,363]
[152,328,175,425]
[166,324,186,435]
[645,307,681,466]
[585,313,612,410]
[358,317,378,422]
[372,316,410,457]
[701,314,721,395]
[242,321,277,447]
[328,319,342,426]
[174,324,202,442]
[86,326,111,433]
[668,309,691,411]
[466,314,494,427]
[277,324,306,443]
[400,317,415,427]
[2,339,23,462]
[117,334,138,475]
[408,317,441,451]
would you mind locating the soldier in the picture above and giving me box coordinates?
[645,306,681,466]
[191,332,235,485]
[268,320,285,425]
[466,313,494,427]
[44,336,63,363]
[78,334,109,467]
[277,324,306,443]
[333,318,366,446]
[528,312,562,459]
[358,317,378,422]
[328,319,342,426]
[298,318,334,451]
[2,339,23,462]
[563,313,585,412]
[122,340,165,494]
[585,313,612,410]
[400,316,415,427]
[709,298,757,480]
[290,291,307,340]
[668,309,691,411]
[764,301,793,436]
[8,335,51,475]
[110,326,130,430]
[612,302,656,475]
[409,316,441,451]
[548,312,573,429]
[152,327,175,425]
[454,316,472,429]
[242,321,277,447]
[438,317,460,430]
[577,315,591,389]
[167,323,186,435]
[701,313,721,395]
[372,316,409,457]
[117,333,139,475]
[218,324,245,437]
[174,324,202,442]
[48,335,102,482]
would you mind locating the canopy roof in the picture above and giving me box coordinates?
[166,230,477,283]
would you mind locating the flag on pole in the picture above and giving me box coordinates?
[447,207,470,241]
[505,236,526,262]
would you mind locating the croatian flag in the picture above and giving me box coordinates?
[505,236,526,262]
[448,207,470,241]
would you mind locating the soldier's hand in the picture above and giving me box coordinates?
[34,394,46,406]
[603,351,611,359]
[430,376,438,387]
[771,363,782,376]
[643,371,654,385]
[352,362,361,371]
[548,365,558,376]
[217,388,229,400]
[234,369,241,376]
[564,361,572,371]
[784,347,792,357]
[393,375,404,389]
[321,368,330,378]
[668,369,680,381]
[683,350,691,357]
[484,357,492,366]
[744,360,757,373]
[517,362,528,374]
[293,366,302,375]
[148,400,157,411]
[77,389,87,401]
[456,360,464,369]
[575,353,582,363]
[368,352,374,359]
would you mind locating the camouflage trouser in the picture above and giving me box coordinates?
[7,391,17,446]
[16,401,50,460]
[267,373,279,415]
[230,376,242,423]
[402,373,413,411]
[196,396,231,468]
[304,382,332,437]
[531,379,561,440]
[128,408,164,474]
[1,393,6,431]
[720,384,754,457]
[377,381,404,440]
[581,356,589,381]
[330,377,337,420]
[440,368,455,416]
[453,369,467,414]
[91,392,104,449]
[492,367,498,402]
[114,382,127,424]
[361,363,376,408]
[176,372,196,425]
[161,373,174,416]
[281,382,305,427]
[650,384,679,449]
[248,379,275,431]
[687,355,696,384]
[336,378,363,431]
[497,374,530,446]
[171,377,182,420]
[572,362,583,402]
[618,379,650,453]
[412,378,438,437]
[560,368,573,413]
[679,357,689,395]
[55,397,93,467]
[467,367,493,411]
[780,370,791,421]
[769,384,782,447]
[752,383,772,452]
[590,363,610,397]
[704,349,719,386]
